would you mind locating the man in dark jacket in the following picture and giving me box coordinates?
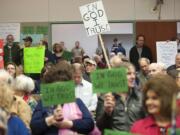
[3,34,21,66]
[129,35,152,71]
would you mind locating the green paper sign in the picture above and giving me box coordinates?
[24,46,45,73]
[62,51,73,61]
[168,128,180,135]
[91,68,128,93]
[104,129,134,135]
[41,81,75,106]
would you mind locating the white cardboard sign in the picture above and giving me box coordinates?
[79,0,110,36]
[0,23,20,42]
[156,41,177,68]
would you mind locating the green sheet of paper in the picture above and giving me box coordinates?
[41,81,75,106]
[24,46,45,73]
[62,51,73,61]
[104,129,134,135]
[168,128,180,135]
[91,68,128,93]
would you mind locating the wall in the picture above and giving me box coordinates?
[0,0,180,22]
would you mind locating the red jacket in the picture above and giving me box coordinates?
[131,116,180,135]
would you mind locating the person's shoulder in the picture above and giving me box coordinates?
[131,116,152,130]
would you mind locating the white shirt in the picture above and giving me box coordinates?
[75,79,97,111]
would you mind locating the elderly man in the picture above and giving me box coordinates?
[137,58,150,88]
[3,34,21,65]
[167,53,180,74]
[72,63,97,112]
[148,63,166,78]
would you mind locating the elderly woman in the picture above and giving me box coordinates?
[30,61,94,135]
[14,74,37,112]
[131,74,180,135]
[0,82,29,135]
[0,69,32,130]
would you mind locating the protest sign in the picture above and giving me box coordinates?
[41,81,75,106]
[0,23,20,42]
[62,51,73,61]
[91,68,128,93]
[79,0,110,36]
[168,128,180,135]
[104,129,134,135]
[24,46,45,73]
[156,41,177,68]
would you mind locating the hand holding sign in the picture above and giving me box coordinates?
[91,68,128,93]
[104,93,116,115]
[41,81,75,106]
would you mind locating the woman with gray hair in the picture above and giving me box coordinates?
[14,74,37,112]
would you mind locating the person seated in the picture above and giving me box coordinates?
[148,63,166,78]
[83,59,97,83]
[0,69,32,129]
[137,58,150,88]
[5,62,17,78]
[30,61,94,135]
[167,53,180,74]
[72,63,98,112]
[0,83,30,135]
[14,74,37,113]
[96,60,145,132]
[131,74,180,135]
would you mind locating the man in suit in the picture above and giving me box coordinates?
[129,35,152,71]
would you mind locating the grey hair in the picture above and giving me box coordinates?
[138,57,150,65]
[0,69,13,86]
[14,74,35,93]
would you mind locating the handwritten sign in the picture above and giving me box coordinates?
[156,41,177,68]
[91,68,128,93]
[41,81,75,106]
[104,129,134,135]
[62,51,73,61]
[24,46,45,73]
[79,0,110,36]
[0,23,20,42]
[168,128,180,135]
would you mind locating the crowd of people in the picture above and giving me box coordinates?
[1,33,180,135]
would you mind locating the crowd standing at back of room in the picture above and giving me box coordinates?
[1,34,180,135]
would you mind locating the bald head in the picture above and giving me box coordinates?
[176,53,180,68]
[110,55,122,68]
[148,63,166,78]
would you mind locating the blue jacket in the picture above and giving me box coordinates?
[8,115,30,135]
[30,98,94,135]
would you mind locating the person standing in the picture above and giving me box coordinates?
[71,41,84,58]
[129,35,152,71]
[3,34,21,66]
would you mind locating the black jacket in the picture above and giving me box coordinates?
[129,45,152,71]
[96,88,145,132]
[3,43,21,65]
